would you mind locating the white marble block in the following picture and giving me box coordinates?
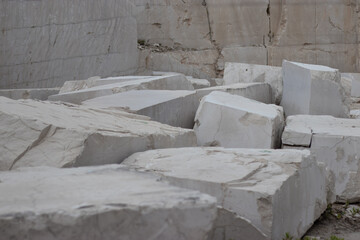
[123,147,327,240]
[342,73,360,97]
[196,83,272,104]
[194,91,284,149]
[0,165,217,240]
[82,90,199,128]
[0,97,196,171]
[223,62,282,104]
[282,115,360,203]
[281,60,350,118]
[49,74,194,104]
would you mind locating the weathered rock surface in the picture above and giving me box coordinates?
[196,83,272,104]
[0,0,139,89]
[123,147,328,240]
[0,88,59,100]
[82,90,198,128]
[49,74,194,104]
[342,73,360,97]
[281,60,350,118]
[186,77,211,89]
[194,91,284,149]
[223,63,282,104]
[0,165,217,240]
[282,115,360,202]
[0,97,196,171]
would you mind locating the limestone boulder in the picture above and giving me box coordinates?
[82,90,198,129]
[223,62,282,104]
[123,147,328,240]
[0,88,59,100]
[0,165,217,240]
[281,60,350,118]
[282,115,360,203]
[196,83,272,104]
[49,74,194,104]
[0,97,196,171]
[194,91,284,149]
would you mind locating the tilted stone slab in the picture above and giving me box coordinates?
[281,60,350,118]
[282,115,360,203]
[194,91,284,149]
[196,83,272,104]
[82,90,199,129]
[0,97,196,171]
[0,165,217,240]
[0,88,60,100]
[49,74,194,104]
[123,147,327,240]
[223,62,282,104]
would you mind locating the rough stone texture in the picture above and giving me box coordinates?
[342,73,360,97]
[49,74,194,104]
[223,63,282,104]
[82,90,198,129]
[196,83,272,104]
[0,88,59,100]
[0,97,196,171]
[281,60,350,118]
[282,115,360,203]
[194,91,284,149]
[123,147,328,240]
[186,77,211,89]
[0,165,217,240]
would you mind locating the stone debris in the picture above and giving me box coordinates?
[281,60,350,118]
[49,74,194,104]
[282,115,360,203]
[196,82,272,104]
[0,165,217,240]
[82,90,198,128]
[122,147,327,240]
[186,76,211,89]
[0,88,60,100]
[0,97,196,171]
[194,91,284,149]
[223,62,282,104]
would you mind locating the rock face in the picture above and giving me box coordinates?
[281,60,350,118]
[196,83,272,104]
[0,165,217,240]
[123,147,328,240]
[0,97,196,171]
[82,90,198,128]
[0,88,59,100]
[0,0,138,89]
[282,115,360,203]
[49,74,194,104]
[194,91,284,149]
[223,63,282,104]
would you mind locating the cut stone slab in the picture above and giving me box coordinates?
[0,165,217,240]
[82,90,198,129]
[281,60,350,118]
[342,73,360,97]
[223,62,282,104]
[196,83,272,104]
[49,74,194,104]
[194,91,284,149]
[0,97,196,171]
[186,76,211,89]
[282,115,360,202]
[0,88,60,100]
[59,76,153,94]
[123,147,327,240]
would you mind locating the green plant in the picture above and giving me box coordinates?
[329,236,344,240]
[283,232,293,240]
[350,207,360,216]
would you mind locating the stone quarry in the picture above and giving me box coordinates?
[1,1,360,240]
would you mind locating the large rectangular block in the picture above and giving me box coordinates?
[223,62,282,104]
[196,83,272,104]
[0,165,217,240]
[194,91,284,149]
[123,148,327,240]
[280,60,350,117]
[82,90,199,129]
[0,97,196,171]
[282,115,360,203]
[49,74,194,104]
[342,73,360,97]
